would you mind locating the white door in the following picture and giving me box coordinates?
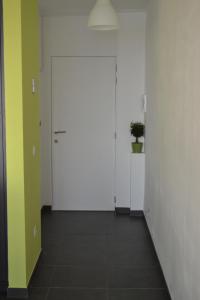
[52,57,116,211]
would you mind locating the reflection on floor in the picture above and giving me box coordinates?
[24,212,171,299]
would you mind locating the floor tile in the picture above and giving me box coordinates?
[51,266,107,288]
[63,212,113,235]
[109,289,171,300]
[30,265,54,287]
[109,266,166,289]
[42,231,65,248]
[40,242,61,266]
[111,217,150,238]
[47,288,107,300]
[28,288,48,300]
[57,235,107,266]
[107,236,158,267]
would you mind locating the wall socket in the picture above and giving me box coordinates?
[32,79,36,94]
[32,145,36,157]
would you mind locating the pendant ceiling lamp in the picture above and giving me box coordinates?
[88,0,119,31]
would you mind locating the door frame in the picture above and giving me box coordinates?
[50,56,117,210]
[0,0,8,294]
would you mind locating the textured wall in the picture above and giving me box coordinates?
[145,0,200,299]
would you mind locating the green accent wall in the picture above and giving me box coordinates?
[3,0,41,288]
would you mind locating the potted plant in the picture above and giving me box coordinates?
[130,122,145,153]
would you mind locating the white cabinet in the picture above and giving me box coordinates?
[131,154,145,211]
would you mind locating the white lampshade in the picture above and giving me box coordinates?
[88,0,119,30]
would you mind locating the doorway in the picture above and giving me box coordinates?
[0,0,8,294]
[51,56,116,211]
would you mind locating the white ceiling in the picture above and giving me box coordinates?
[39,0,148,16]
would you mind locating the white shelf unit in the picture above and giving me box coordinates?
[130,153,145,211]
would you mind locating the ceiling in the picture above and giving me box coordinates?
[39,0,148,16]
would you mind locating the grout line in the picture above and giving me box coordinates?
[106,287,168,290]
[106,288,110,300]
[38,264,110,268]
[44,287,50,300]
[31,286,107,290]
[38,263,161,269]
[30,286,168,291]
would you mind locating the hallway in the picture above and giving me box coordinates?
[27,212,170,299]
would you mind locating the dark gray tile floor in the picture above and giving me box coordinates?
[10,212,172,299]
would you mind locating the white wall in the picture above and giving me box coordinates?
[145,0,200,299]
[41,13,146,208]
[116,13,146,207]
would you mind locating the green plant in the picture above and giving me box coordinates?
[130,122,145,143]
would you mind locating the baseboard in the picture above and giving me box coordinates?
[41,205,52,214]
[7,288,29,299]
[7,250,43,299]
[144,216,172,300]
[115,208,144,217]
[115,207,130,215]
[130,210,144,217]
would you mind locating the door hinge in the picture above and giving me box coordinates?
[114,196,117,204]
[114,132,117,140]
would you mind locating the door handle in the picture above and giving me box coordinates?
[54,131,67,134]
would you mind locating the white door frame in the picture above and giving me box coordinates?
[50,56,117,210]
